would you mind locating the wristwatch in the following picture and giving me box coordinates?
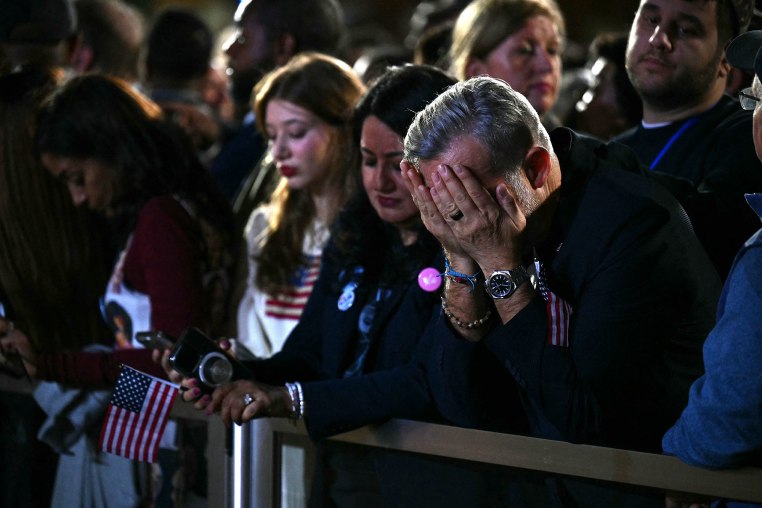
[484,266,531,299]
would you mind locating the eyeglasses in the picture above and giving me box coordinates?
[739,87,761,111]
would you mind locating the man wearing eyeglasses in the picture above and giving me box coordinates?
[616,0,762,280]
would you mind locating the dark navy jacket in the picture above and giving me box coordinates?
[244,239,443,438]
[616,95,762,279]
[426,128,722,507]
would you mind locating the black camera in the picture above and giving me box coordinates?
[168,327,252,390]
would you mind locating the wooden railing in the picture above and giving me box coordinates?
[247,418,762,507]
[4,374,762,507]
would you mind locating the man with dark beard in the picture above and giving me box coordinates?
[615,0,762,280]
[211,0,345,202]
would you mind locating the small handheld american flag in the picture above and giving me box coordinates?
[99,366,178,463]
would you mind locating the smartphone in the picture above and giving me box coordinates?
[168,328,253,389]
[135,331,175,349]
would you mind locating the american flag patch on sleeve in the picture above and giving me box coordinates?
[534,257,573,348]
[545,291,572,347]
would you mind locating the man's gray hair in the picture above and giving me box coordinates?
[404,76,551,178]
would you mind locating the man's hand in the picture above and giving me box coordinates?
[403,160,472,264]
[404,162,527,273]
[404,162,497,340]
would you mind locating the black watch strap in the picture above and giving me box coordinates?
[484,266,531,299]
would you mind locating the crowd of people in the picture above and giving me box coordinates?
[0,0,761,506]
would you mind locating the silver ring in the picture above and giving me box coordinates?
[449,210,464,221]
[242,393,255,406]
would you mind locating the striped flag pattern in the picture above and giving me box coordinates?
[99,366,178,463]
[534,257,573,348]
[546,291,572,347]
[265,253,321,320]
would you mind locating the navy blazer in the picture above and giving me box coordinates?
[424,129,722,507]
[244,241,444,439]
[254,243,538,507]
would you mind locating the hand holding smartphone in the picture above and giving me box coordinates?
[139,328,253,392]
[169,328,253,391]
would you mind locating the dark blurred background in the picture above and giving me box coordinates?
[131,0,642,53]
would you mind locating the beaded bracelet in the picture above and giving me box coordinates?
[440,296,492,329]
[440,259,482,293]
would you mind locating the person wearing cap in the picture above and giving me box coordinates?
[661,30,762,508]
[0,0,79,71]
[616,0,762,281]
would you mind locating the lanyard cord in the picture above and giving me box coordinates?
[648,117,699,170]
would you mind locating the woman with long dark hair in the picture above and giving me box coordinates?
[162,65,467,506]
[2,73,234,384]
[0,73,235,506]
[0,66,107,508]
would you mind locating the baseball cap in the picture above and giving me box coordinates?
[0,0,77,44]
[726,30,762,79]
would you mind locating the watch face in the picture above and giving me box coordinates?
[487,272,516,299]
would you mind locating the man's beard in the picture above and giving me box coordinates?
[627,52,722,111]
[229,53,279,110]
[230,67,265,109]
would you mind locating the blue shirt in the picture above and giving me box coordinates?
[663,194,762,507]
